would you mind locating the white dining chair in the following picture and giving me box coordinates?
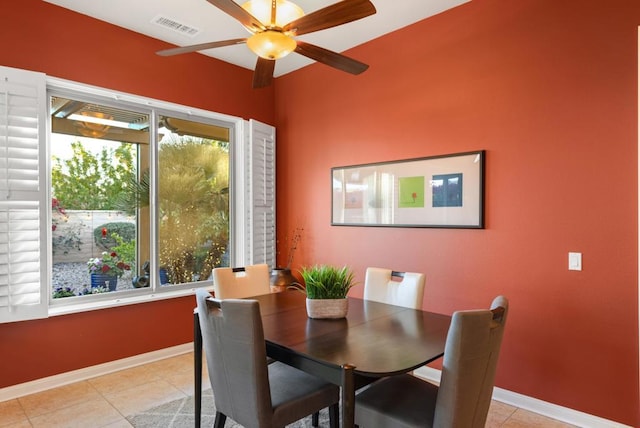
[212,263,271,298]
[363,267,425,309]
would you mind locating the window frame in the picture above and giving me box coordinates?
[0,66,275,323]
[45,77,252,316]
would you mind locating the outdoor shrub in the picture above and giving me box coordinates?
[51,198,84,255]
[53,286,76,298]
[109,232,136,268]
[94,222,135,251]
[52,224,83,256]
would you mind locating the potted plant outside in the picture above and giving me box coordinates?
[87,251,131,291]
[299,265,356,319]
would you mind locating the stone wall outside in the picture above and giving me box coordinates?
[52,210,136,264]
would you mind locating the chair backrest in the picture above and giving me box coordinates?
[195,289,273,427]
[433,296,509,428]
[363,267,425,309]
[212,264,271,298]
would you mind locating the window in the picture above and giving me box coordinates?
[0,65,274,322]
[50,96,152,299]
[156,115,231,285]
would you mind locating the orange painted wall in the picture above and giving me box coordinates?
[1,297,196,384]
[273,0,639,425]
[0,0,638,425]
[0,0,273,386]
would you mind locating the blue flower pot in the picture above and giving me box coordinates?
[91,273,118,291]
[159,268,169,285]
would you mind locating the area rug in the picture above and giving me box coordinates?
[127,389,332,427]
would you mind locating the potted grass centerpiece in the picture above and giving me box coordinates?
[299,264,356,319]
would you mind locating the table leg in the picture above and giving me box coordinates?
[341,364,356,428]
[194,311,203,428]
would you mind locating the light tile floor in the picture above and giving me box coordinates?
[0,352,576,427]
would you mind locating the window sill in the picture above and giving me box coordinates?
[48,285,214,317]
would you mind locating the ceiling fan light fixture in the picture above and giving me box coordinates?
[241,0,304,28]
[156,0,376,88]
[247,30,296,60]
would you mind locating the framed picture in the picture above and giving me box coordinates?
[331,150,485,228]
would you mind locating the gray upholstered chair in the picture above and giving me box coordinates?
[195,289,340,428]
[195,264,273,427]
[354,296,509,428]
[212,263,271,298]
[363,267,425,309]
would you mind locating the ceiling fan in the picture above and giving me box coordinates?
[156,0,377,88]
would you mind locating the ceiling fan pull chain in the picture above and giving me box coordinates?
[270,0,277,27]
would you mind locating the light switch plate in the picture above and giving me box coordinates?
[568,252,582,271]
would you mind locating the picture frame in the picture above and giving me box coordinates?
[331,150,485,228]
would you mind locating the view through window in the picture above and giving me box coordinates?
[157,115,230,285]
[50,96,230,301]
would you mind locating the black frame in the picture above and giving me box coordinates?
[331,150,485,228]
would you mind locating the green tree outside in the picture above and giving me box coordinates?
[157,136,229,283]
[51,136,230,285]
[51,141,136,210]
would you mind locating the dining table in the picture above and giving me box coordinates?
[194,289,451,428]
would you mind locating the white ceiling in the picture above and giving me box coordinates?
[43,0,469,77]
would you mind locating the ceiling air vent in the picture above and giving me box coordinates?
[152,15,200,37]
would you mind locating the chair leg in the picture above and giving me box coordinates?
[312,411,319,427]
[194,311,203,428]
[214,411,227,428]
[328,403,339,428]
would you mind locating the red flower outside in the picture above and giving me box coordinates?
[88,251,131,278]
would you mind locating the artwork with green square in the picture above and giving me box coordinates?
[399,176,425,208]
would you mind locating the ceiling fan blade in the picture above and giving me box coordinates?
[295,41,369,75]
[283,0,376,36]
[207,0,266,32]
[157,39,247,56]
[253,57,276,88]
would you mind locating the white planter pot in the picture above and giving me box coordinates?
[306,298,348,319]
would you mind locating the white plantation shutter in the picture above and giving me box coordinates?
[0,66,48,323]
[245,119,275,268]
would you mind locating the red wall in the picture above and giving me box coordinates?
[273,0,639,425]
[0,0,638,426]
[1,298,196,383]
[0,0,273,385]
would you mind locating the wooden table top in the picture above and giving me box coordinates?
[251,290,451,377]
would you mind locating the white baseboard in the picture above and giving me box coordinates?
[1,349,631,428]
[0,343,192,403]
[413,367,632,428]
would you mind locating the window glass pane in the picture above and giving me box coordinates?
[50,96,149,299]
[157,116,230,286]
